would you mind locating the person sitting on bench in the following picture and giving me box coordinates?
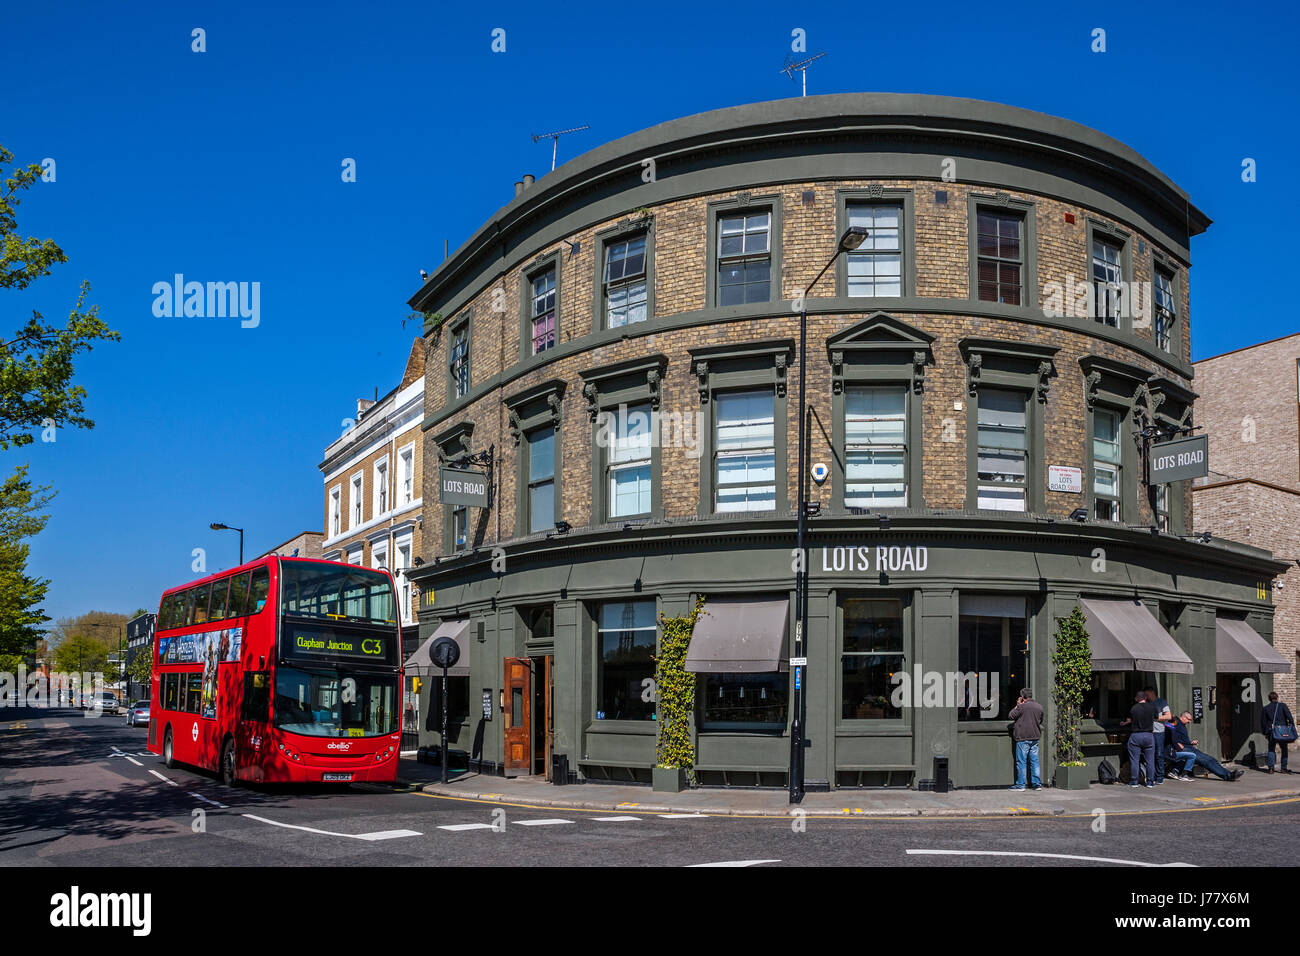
[1168,711,1243,781]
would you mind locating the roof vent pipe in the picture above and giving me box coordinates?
[523,174,535,188]
[514,180,524,197]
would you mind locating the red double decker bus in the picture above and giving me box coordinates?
[147,556,402,785]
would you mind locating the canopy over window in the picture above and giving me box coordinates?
[685,597,789,673]
[405,618,470,676]
[1216,617,1290,674]
[1080,598,1193,674]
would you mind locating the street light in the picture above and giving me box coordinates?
[790,225,869,805]
[210,522,244,565]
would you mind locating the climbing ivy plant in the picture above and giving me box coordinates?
[654,597,703,785]
[1051,606,1092,767]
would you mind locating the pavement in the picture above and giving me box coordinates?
[405,761,1300,817]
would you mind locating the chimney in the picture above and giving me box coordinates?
[357,398,376,418]
[514,180,524,197]
[523,174,535,188]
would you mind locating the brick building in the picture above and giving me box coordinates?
[405,94,1289,789]
[256,531,324,561]
[319,339,425,629]
[1193,332,1300,728]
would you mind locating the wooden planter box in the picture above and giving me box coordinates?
[1055,764,1092,790]
[652,767,687,793]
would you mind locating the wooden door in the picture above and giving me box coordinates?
[504,658,531,776]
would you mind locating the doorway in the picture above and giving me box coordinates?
[532,655,553,778]
[503,655,554,777]
[1215,674,1257,762]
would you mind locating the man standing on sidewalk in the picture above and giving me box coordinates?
[1008,688,1044,791]
[1125,691,1157,788]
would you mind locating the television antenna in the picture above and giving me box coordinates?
[781,52,827,97]
[531,125,591,171]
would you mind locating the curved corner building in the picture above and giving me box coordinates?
[404,94,1290,790]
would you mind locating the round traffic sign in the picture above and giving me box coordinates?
[430,636,461,670]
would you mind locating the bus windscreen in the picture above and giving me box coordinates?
[279,562,396,625]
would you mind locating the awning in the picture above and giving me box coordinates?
[404,618,470,676]
[1080,598,1194,674]
[685,597,789,673]
[1216,617,1291,674]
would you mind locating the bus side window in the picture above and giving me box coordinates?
[249,567,270,614]
[227,572,251,618]
[209,577,230,622]
[193,584,211,625]
[178,590,194,627]
[158,595,173,630]
[242,673,270,722]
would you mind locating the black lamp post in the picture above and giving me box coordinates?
[790,225,869,804]
[210,522,244,565]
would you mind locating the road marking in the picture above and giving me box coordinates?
[659,813,707,819]
[616,802,641,808]
[109,746,143,767]
[149,770,180,787]
[688,859,781,867]
[437,823,496,831]
[905,849,1194,867]
[188,792,229,809]
[1193,797,1217,802]
[593,815,642,822]
[511,818,572,826]
[241,814,421,841]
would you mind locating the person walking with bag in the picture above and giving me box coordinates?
[1263,691,1296,774]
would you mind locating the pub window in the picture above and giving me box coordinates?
[716,211,772,305]
[714,390,776,512]
[530,268,557,355]
[604,402,653,519]
[841,598,904,720]
[976,389,1029,511]
[526,425,556,533]
[604,234,648,328]
[701,673,788,731]
[957,597,1028,722]
[846,203,903,297]
[426,677,470,730]
[1091,236,1124,326]
[1154,267,1176,352]
[845,386,907,507]
[596,600,657,721]
[1092,407,1122,521]
[976,210,1024,304]
[450,321,471,398]
[1153,483,1171,533]
[452,507,468,551]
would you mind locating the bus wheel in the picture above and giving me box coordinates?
[163,727,177,769]
[219,738,238,787]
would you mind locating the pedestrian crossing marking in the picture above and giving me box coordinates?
[438,823,495,831]
[512,818,573,826]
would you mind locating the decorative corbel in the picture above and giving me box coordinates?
[546,391,563,429]
[1036,360,1053,404]
[774,353,788,398]
[695,361,710,405]
[830,350,845,395]
[865,184,885,199]
[994,191,1011,206]
[912,350,927,395]
[582,382,600,422]
[1084,370,1102,409]
[966,353,982,396]
[734,191,752,208]
[507,408,523,446]
[646,368,662,411]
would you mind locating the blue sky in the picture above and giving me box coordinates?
[4,0,1297,625]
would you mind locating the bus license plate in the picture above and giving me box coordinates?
[322,773,353,782]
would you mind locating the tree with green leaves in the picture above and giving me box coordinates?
[1,145,118,653]
[52,630,111,675]
[1051,606,1093,768]
[2,145,118,450]
[0,464,53,657]
[127,645,153,691]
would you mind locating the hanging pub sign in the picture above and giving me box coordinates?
[440,467,490,507]
[1149,434,1209,484]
